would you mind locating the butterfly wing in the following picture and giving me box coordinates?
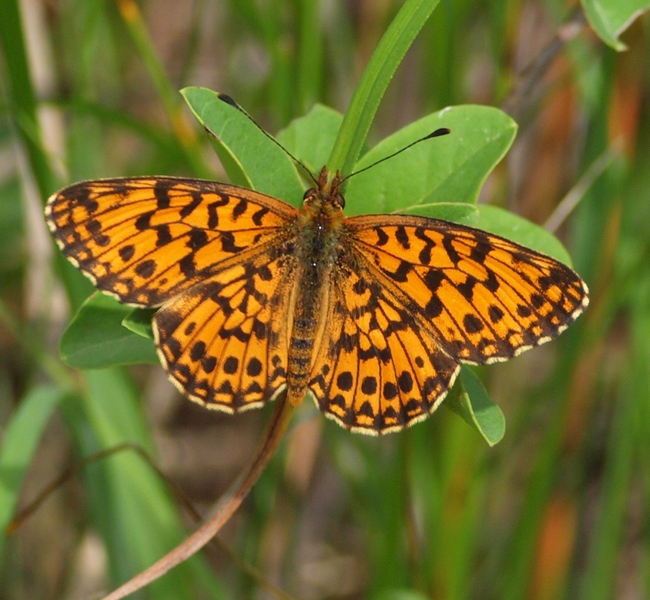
[345,215,589,364]
[46,177,297,307]
[154,245,295,411]
[308,259,460,433]
[308,214,588,434]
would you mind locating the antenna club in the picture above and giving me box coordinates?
[341,126,452,183]
[428,127,451,139]
[216,93,318,185]
[217,93,240,110]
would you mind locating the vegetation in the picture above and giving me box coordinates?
[1,0,649,598]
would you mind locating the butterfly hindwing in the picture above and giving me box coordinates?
[154,248,295,411]
[309,261,460,433]
[45,177,297,307]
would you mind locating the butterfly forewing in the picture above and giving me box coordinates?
[346,215,589,365]
[46,177,297,306]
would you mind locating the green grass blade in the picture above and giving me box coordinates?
[328,0,441,178]
[576,274,650,599]
[296,0,324,112]
[0,386,65,565]
[0,0,56,198]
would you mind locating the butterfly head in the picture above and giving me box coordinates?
[302,166,346,213]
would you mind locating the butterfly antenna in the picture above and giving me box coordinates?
[340,127,451,184]
[217,94,318,186]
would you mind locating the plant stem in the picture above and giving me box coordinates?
[101,392,294,600]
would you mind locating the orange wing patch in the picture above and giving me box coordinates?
[46,177,296,306]
[346,215,588,365]
[309,264,459,433]
[154,249,295,411]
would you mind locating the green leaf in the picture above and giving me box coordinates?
[60,293,159,368]
[344,105,517,215]
[0,386,65,563]
[181,87,304,205]
[276,103,344,175]
[476,205,574,265]
[328,0,441,177]
[122,308,157,340]
[446,367,505,446]
[582,0,650,51]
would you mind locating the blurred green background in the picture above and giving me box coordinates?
[1,1,649,599]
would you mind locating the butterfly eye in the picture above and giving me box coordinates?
[335,193,345,209]
[302,189,315,205]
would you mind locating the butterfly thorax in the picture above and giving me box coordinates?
[286,169,346,405]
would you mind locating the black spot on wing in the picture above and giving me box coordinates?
[135,211,154,231]
[188,229,209,250]
[252,206,269,226]
[381,260,411,283]
[221,231,246,253]
[223,356,239,374]
[395,226,410,249]
[135,260,156,278]
[119,245,135,262]
[232,198,248,220]
[337,371,353,391]
[179,254,196,277]
[155,225,172,247]
[375,228,389,246]
[463,313,484,334]
[361,376,377,394]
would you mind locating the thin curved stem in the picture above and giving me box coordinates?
[500,7,586,120]
[101,392,294,600]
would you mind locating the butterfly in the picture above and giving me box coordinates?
[45,164,589,434]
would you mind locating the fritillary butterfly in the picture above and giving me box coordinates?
[46,164,588,434]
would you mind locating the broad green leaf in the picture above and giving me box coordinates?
[582,0,650,50]
[276,103,344,175]
[181,87,304,205]
[123,308,156,340]
[345,105,517,215]
[475,204,574,265]
[60,293,159,367]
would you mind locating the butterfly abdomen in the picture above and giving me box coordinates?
[285,193,343,405]
[286,300,321,405]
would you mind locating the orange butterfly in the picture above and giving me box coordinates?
[46,164,588,434]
